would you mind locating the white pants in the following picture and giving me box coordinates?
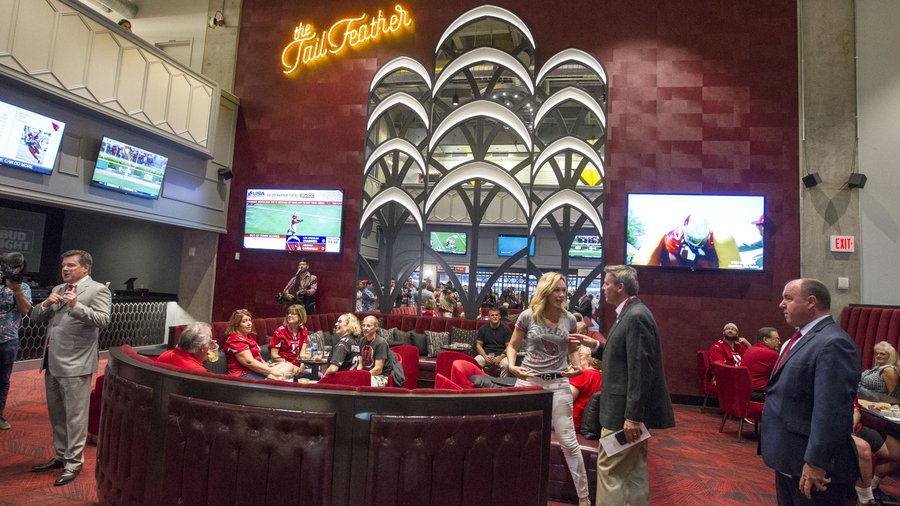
[475,354,510,377]
[517,375,590,499]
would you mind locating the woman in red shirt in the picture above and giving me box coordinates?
[224,309,302,380]
[569,345,602,431]
[269,304,309,366]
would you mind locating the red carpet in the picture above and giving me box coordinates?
[1,363,896,505]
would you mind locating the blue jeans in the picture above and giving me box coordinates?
[0,338,18,416]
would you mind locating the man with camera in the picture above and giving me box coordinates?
[0,252,32,430]
[279,258,318,315]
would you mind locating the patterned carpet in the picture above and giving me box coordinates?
[1,363,895,505]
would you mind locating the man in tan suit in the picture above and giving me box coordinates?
[29,250,110,486]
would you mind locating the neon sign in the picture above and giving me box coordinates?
[282,4,413,75]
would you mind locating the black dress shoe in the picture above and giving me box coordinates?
[31,459,64,472]
[53,469,79,486]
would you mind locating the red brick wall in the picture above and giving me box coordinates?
[218,0,799,395]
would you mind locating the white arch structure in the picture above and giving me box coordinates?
[360,187,423,231]
[433,47,534,97]
[424,161,529,217]
[366,92,430,132]
[536,48,607,86]
[363,138,426,177]
[435,5,535,55]
[429,100,532,152]
[529,188,603,236]
[532,136,605,178]
[369,56,432,93]
[533,87,606,129]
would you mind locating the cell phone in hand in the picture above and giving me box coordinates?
[614,430,628,445]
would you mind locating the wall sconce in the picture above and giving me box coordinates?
[208,10,225,28]
[217,168,233,181]
[802,172,821,188]
[452,94,459,106]
[848,173,867,189]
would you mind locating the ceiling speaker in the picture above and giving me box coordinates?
[802,172,821,188]
[848,173,867,189]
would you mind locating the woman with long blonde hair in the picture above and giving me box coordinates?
[506,272,589,506]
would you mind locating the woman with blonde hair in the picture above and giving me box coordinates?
[324,313,363,375]
[224,309,302,380]
[859,341,900,398]
[506,272,590,506]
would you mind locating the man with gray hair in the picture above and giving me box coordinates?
[157,323,217,372]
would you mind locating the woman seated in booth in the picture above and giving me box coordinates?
[569,345,602,432]
[421,298,437,317]
[323,313,362,375]
[224,309,302,380]
[859,341,900,401]
[269,304,309,366]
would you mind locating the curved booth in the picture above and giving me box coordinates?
[96,346,553,505]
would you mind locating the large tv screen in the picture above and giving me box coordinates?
[243,189,344,252]
[497,235,535,257]
[430,231,467,255]
[0,99,66,175]
[626,193,765,271]
[570,235,603,258]
[91,137,168,199]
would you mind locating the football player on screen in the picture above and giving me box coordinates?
[287,212,303,236]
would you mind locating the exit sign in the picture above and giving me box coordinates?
[830,235,855,252]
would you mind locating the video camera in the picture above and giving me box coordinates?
[0,252,27,285]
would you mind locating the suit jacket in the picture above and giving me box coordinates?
[760,316,860,483]
[30,276,111,377]
[594,299,675,431]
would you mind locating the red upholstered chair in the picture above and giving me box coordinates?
[434,373,463,390]
[450,360,488,389]
[712,362,763,442]
[265,317,283,336]
[211,321,229,348]
[318,370,371,387]
[87,374,105,443]
[392,345,419,390]
[436,350,480,380]
[252,319,268,343]
[696,350,718,413]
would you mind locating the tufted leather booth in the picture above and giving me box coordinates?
[840,305,900,368]
[161,394,336,506]
[365,411,545,506]
[547,432,599,503]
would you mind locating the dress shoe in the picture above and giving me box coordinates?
[54,469,79,486]
[31,458,64,472]
[0,416,10,430]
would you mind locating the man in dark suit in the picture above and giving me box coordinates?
[761,278,859,504]
[575,265,674,505]
[29,250,111,486]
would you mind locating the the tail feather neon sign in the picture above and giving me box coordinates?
[282,4,413,75]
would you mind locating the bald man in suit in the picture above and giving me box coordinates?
[29,250,110,486]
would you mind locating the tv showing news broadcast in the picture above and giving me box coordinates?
[430,231,467,255]
[569,235,603,258]
[497,235,535,257]
[626,193,765,271]
[243,189,344,252]
[91,137,168,199]
[0,99,66,175]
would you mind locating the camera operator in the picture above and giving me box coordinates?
[279,258,318,315]
[0,252,32,430]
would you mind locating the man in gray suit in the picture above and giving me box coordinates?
[29,250,110,486]
[575,265,675,505]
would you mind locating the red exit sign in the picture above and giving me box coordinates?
[830,235,855,252]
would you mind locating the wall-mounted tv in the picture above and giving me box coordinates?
[570,235,602,258]
[430,231,467,255]
[497,235,535,257]
[243,188,344,252]
[626,193,765,271]
[0,99,66,175]
[91,137,168,199]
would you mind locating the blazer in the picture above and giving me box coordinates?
[594,299,675,431]
[30,276,112,377]
[760,316,860,483]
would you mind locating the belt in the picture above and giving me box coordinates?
[535,372,566,380]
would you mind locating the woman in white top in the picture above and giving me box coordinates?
[506,272,589,506]
[859,341,900,399]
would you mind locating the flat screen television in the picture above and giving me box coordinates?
[0,99,66,175]
[569,235,603,258]
[91,137,168,199]
[430,231,467,255]
[626,193,765,271]
[497,235,535,257]
[243,188,344,252]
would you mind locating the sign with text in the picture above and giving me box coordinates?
[830,235,855,253]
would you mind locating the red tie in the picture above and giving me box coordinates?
[67,284,76,293]
[774,331,802,373]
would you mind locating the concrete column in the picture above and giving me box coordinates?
[202,0,243,93]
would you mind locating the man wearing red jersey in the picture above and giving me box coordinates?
[157,323,216,372]
[741,327,781,401]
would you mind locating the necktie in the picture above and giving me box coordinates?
[774,331,802,373]
[67,284,76,292]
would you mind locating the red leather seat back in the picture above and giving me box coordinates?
[384,314,402,329]
[450,360,485,389]
[697,350,714,392]
[318,370,372,387]
[436,350,479,379]
[365,411,544,505]
[252,319,267,343]
[434,373,463,390]
[459,319,479,331]
[392,345,419,390]
[210,322,228,348]
[265,317,283,336]
[400,315,418,331]
[161,394,335,506]
[713,363,760,419]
